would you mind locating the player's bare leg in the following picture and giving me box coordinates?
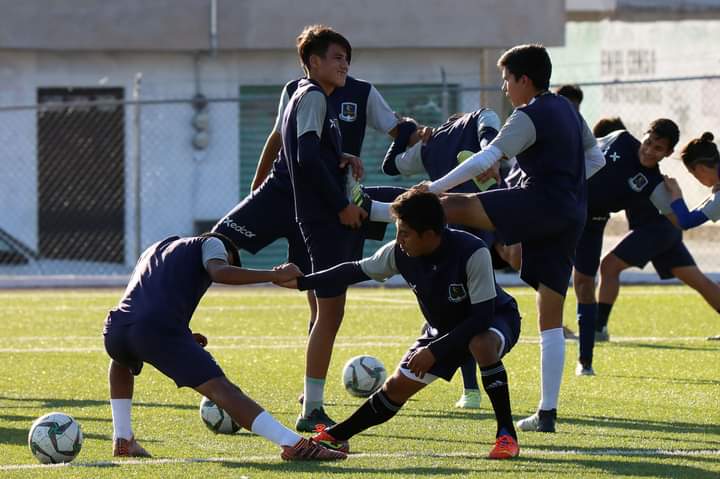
[518,284,565,433]
[595,253,631,342]
[296,294,346,431]
[108,360,151,457]
[440,194,497,231]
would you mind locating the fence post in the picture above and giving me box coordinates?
[131,72,143,262]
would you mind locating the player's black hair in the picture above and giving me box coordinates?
[200,232,241,267]
[681,132,719,169]
[647,118,680,149]
[593,116,626,138]
[390,190,445,235]
[555,84,584,107]
[497,44,552,91]
[296,25,352,73]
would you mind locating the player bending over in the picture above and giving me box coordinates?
[279,190,522,459]
[102,232,344,461]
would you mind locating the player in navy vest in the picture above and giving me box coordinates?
[278,25,385,432]
[421,45,601,433]
[103,232,345,461]
[381,108,523,409]
[573,118,679,375]
[277,190,522,459]
[598,131,720,341]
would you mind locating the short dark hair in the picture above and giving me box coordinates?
[296,25,352,73]
[681,132,719,169]
[556,84,583,106]
[647,118,680,149]
[390,190,445,234]
[200,232,241,267]
[497,44,552,91]
[593,117,626,138]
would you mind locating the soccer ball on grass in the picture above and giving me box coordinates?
[199,396,240,434]
[28,412,83,464]
[342,355,387,397]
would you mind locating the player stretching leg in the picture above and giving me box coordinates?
[279,191,521,458]
[103,233,344,461]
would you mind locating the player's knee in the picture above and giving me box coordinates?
[573,272,596,302]
[600,255,623,277]
[468,333,500,366]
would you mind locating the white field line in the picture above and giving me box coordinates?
[2,448,719,470]
[0,336,713,353]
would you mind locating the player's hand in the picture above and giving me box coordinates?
[407,346,436,379]
[412,180,432,193]
[275,278,299,289]
[663,175,682,200]
[340,153,364,181]
[418,125,432,143]
[272,263,303,284]
[476,162,501,185]
[192,332,208,348]
[338,203,367,229]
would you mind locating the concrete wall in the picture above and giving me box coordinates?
[0,0,565,51]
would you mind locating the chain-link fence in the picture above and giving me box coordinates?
[1,77,718,283]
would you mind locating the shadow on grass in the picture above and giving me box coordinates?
[561,414,720,436]
[0,425,113,445]
[0,396,196,411]
[214,454,719,477]
[602,373,720,386]
[612,342,720,353]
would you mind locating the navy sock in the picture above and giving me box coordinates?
[480,361,516,440]
[577,302,597,366]
[327,390,403,441]
[460,358,479,390]
[597,302,613,330]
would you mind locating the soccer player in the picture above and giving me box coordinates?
[417,44,599,432]
[572,118,680,375]
[278,25,396,432]
[381,108,518,409]
[598,131,720,340]
[213,25,406,431]
[103,232,345,461]
[664,132,720,229]
[280,190,522,459]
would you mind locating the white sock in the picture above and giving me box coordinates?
[369,201,393,223]
[110,398,133,440]
[251,411,301,447]
[302,376,325,417]
[539,327,565,411]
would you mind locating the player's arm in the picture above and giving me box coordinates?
[648,182,684,228]
[665,176,717,229]
[366,85,400,136]
[428,110,535,194]
[381,121,419,176]
[250,88,289,191]
[201,237,302,285]
[426,248,497,360]
[581,117,605,179]
[296,91,352,214]
[297,241,399,291]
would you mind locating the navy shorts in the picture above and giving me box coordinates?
[574,213,610,277]
[299,220,365,298]
[612,219,695,279]
[212,174,311,273]
[400,298,521,382]
[104,322,225,388]
[479,187,586,295]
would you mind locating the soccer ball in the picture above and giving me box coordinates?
[199,396,240,434]
[28,412,83,464]
[342,355,387,397]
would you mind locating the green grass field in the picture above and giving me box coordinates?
[1,285,718,478]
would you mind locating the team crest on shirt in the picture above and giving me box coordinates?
[448,283,467,303]
[628,173,649,192]
[339,102,358,122]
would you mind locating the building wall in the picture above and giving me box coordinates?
[0,47,492,266]
[549,19,720,207]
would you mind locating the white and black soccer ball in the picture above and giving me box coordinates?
[342,355,387,398]
[28,412,83,464]
[199,396,240,434]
